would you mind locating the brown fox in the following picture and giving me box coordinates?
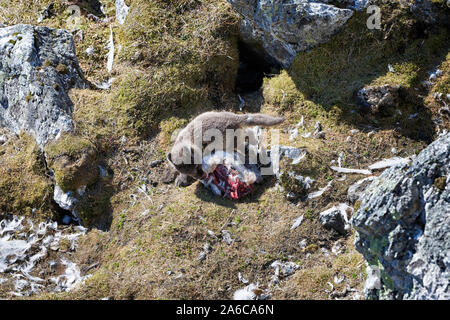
[167,111,285,180]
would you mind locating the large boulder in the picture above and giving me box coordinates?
[0,24,86,147]
[227,0,355,67]
[351,133,450,300]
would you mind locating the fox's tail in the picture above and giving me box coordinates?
[240,113,285,127]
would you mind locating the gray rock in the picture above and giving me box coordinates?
[347,176,376,203]
[222,230,234,245]
[313,130,325,139]
[0,24,87,147]
[364,265,381,297]
[37,2,55,23]
[150,159,163,168]
[319,203,352,235]
[356,84,405,115]
[227,0,353,67]
[313,121,325,139]
[53,185,78,212]
[352,133,450,300]
[116,0,130,25]
[321,0,369,11]
[319,208,346,235]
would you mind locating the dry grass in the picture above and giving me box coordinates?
[0,132,54,219]
[1,0,448,300]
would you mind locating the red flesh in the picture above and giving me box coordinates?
[204,164,254,199]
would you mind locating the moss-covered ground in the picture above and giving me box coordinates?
[1,0,449,299]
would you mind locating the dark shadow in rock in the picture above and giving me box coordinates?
[235,40,279,94]
[66,0,105,17]
[75,163,115,231]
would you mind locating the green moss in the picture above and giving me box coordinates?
[289,4,450,111]
[42,59,54,68]
[75,179,114,227]
[304,244,319,253]
[56,63,69,75]
[111,67,209,136]
[262,70,303,112]
[111,0,240,137]
[0,0,63,25]
[368,235,389,258]
[354,200,362,212]
[45,132,94,159]
[0,133,53,218]
[45,133,99,192]
[431,53,450,95]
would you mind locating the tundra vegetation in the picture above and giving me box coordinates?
[0,0,448,299]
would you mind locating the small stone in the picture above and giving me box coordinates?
[150,159,163,168]
[197,251,207,262]
[286,191,298,201]
[319,205,350,235]
[313,131,325,139]
[347,176,376,203]
[222,230,233,245]
[207,230,217,238]
[298,239,307,249]
[314,121,322,132]
[334,274,345,284]
[356,84,403,115]
[331,240,346,255]
[85,46,95,56]
[364,265,381,293]
[238,272,249,284]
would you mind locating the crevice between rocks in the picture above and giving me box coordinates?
[234,40,279,94]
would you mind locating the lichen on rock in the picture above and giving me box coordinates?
[227,0,355,67]
[352,133,450,300]
[0,24,87,147]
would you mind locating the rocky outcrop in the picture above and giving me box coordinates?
[227,0,356,67]
[351,133,450,300]
[0,24,87,147]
